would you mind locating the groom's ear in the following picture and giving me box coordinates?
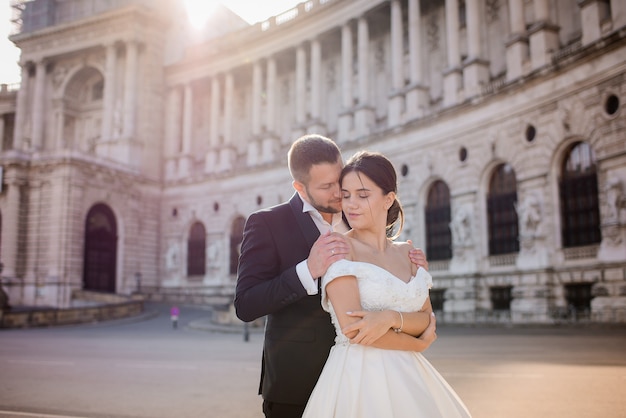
[293,180,305,194]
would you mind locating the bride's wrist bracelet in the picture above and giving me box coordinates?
[393,311,404,333]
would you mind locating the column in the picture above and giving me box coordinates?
[388,0,404,127]
[528,0,560,70]
[611,0,626,29]
[182,83,193,154]
[0,115,4,149]
[13,64,29,151]
[219,72,235,172]
[505,0,529,81]
[210,76,220,147]
[579,0,606,46]
[223,73,234,143]
[252,61,262,136]
[357,17,370,107]
[205,76,220,173]
[463,0,489,98]
[535,0,550,20]
[180,83,193,175]
[355,16,374,136]
[31,60,46,150]
[165,87,181,179]
[53,104,65,150]
[263,56,279,163]
[405,0,429,119]
[101,42,117,141]
[122,41,138,139]
[309,39,322,130]
[339,22,354,140]
[248,62,262,166]
[1,178,21,277]
[443,0,462,107]
[295,44,306,127]
[266,57,276,133]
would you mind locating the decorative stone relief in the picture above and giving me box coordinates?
[52,65,68,90]
[166,242,180,270]
[450,204,473,247]
[605,176,625,223]
[426,14,439,52]
[485,0,500,24]
[602,176,626,248]
[515,194,542,249]
[207,235,223,270]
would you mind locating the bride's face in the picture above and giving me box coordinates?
[341,171,393,231]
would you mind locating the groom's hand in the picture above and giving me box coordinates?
[418,312,437,350]
[407,240,428,271]
[307,231,350,278]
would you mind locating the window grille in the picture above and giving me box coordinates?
[425,180,452,261]
[487,164,519,255]
[560,142,601,248]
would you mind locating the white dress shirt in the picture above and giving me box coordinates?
[295,193,349,295]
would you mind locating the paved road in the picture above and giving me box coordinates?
[1,303,625,418]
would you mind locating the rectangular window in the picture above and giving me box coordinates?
[490,286,512,311]
[430,288,446,312]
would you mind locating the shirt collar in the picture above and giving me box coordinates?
[298,193,344,230]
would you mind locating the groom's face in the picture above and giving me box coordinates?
[299,160,343,215]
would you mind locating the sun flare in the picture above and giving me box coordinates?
[184,0,219,29]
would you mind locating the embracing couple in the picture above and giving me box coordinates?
[235,135,471,418]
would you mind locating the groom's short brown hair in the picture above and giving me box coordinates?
[288,134,342,184]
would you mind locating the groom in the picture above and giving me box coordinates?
[235,134,431,418]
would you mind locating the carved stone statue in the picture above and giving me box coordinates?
[166,242,180,270]
[450,204,472,247]
[605,177,624,223]
[516,194,542,237]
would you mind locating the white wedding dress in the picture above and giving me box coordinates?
[302,259,471,418]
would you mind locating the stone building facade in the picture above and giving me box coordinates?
[0,0,624,323]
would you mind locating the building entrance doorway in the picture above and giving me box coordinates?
[83,204,117,292]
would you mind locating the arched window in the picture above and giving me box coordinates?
[487,163,519,255]
[559,142,601,247]
[230,216,246,276]
[187,222,206,277]
[425,180,452,261]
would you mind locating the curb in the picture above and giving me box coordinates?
[186,319,265,334]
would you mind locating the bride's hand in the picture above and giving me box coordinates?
[342,310,396,345]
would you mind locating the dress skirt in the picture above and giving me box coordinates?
[302,342,472,418]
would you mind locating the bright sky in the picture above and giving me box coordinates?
[0,0,302,85]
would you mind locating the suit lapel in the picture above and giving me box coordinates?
[289,193,320,249]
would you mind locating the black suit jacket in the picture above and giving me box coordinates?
[234,193,336,406]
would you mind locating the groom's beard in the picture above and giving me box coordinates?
[304,187,342,215]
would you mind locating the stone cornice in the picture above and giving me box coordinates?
[11,5,168,63]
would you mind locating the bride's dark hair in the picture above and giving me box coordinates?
[340,150,404,239]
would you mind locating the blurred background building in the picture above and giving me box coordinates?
[0,0,624,324]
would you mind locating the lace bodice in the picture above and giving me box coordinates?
[321,259,433,345]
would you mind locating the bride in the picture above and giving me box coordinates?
[302,151,471,418]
